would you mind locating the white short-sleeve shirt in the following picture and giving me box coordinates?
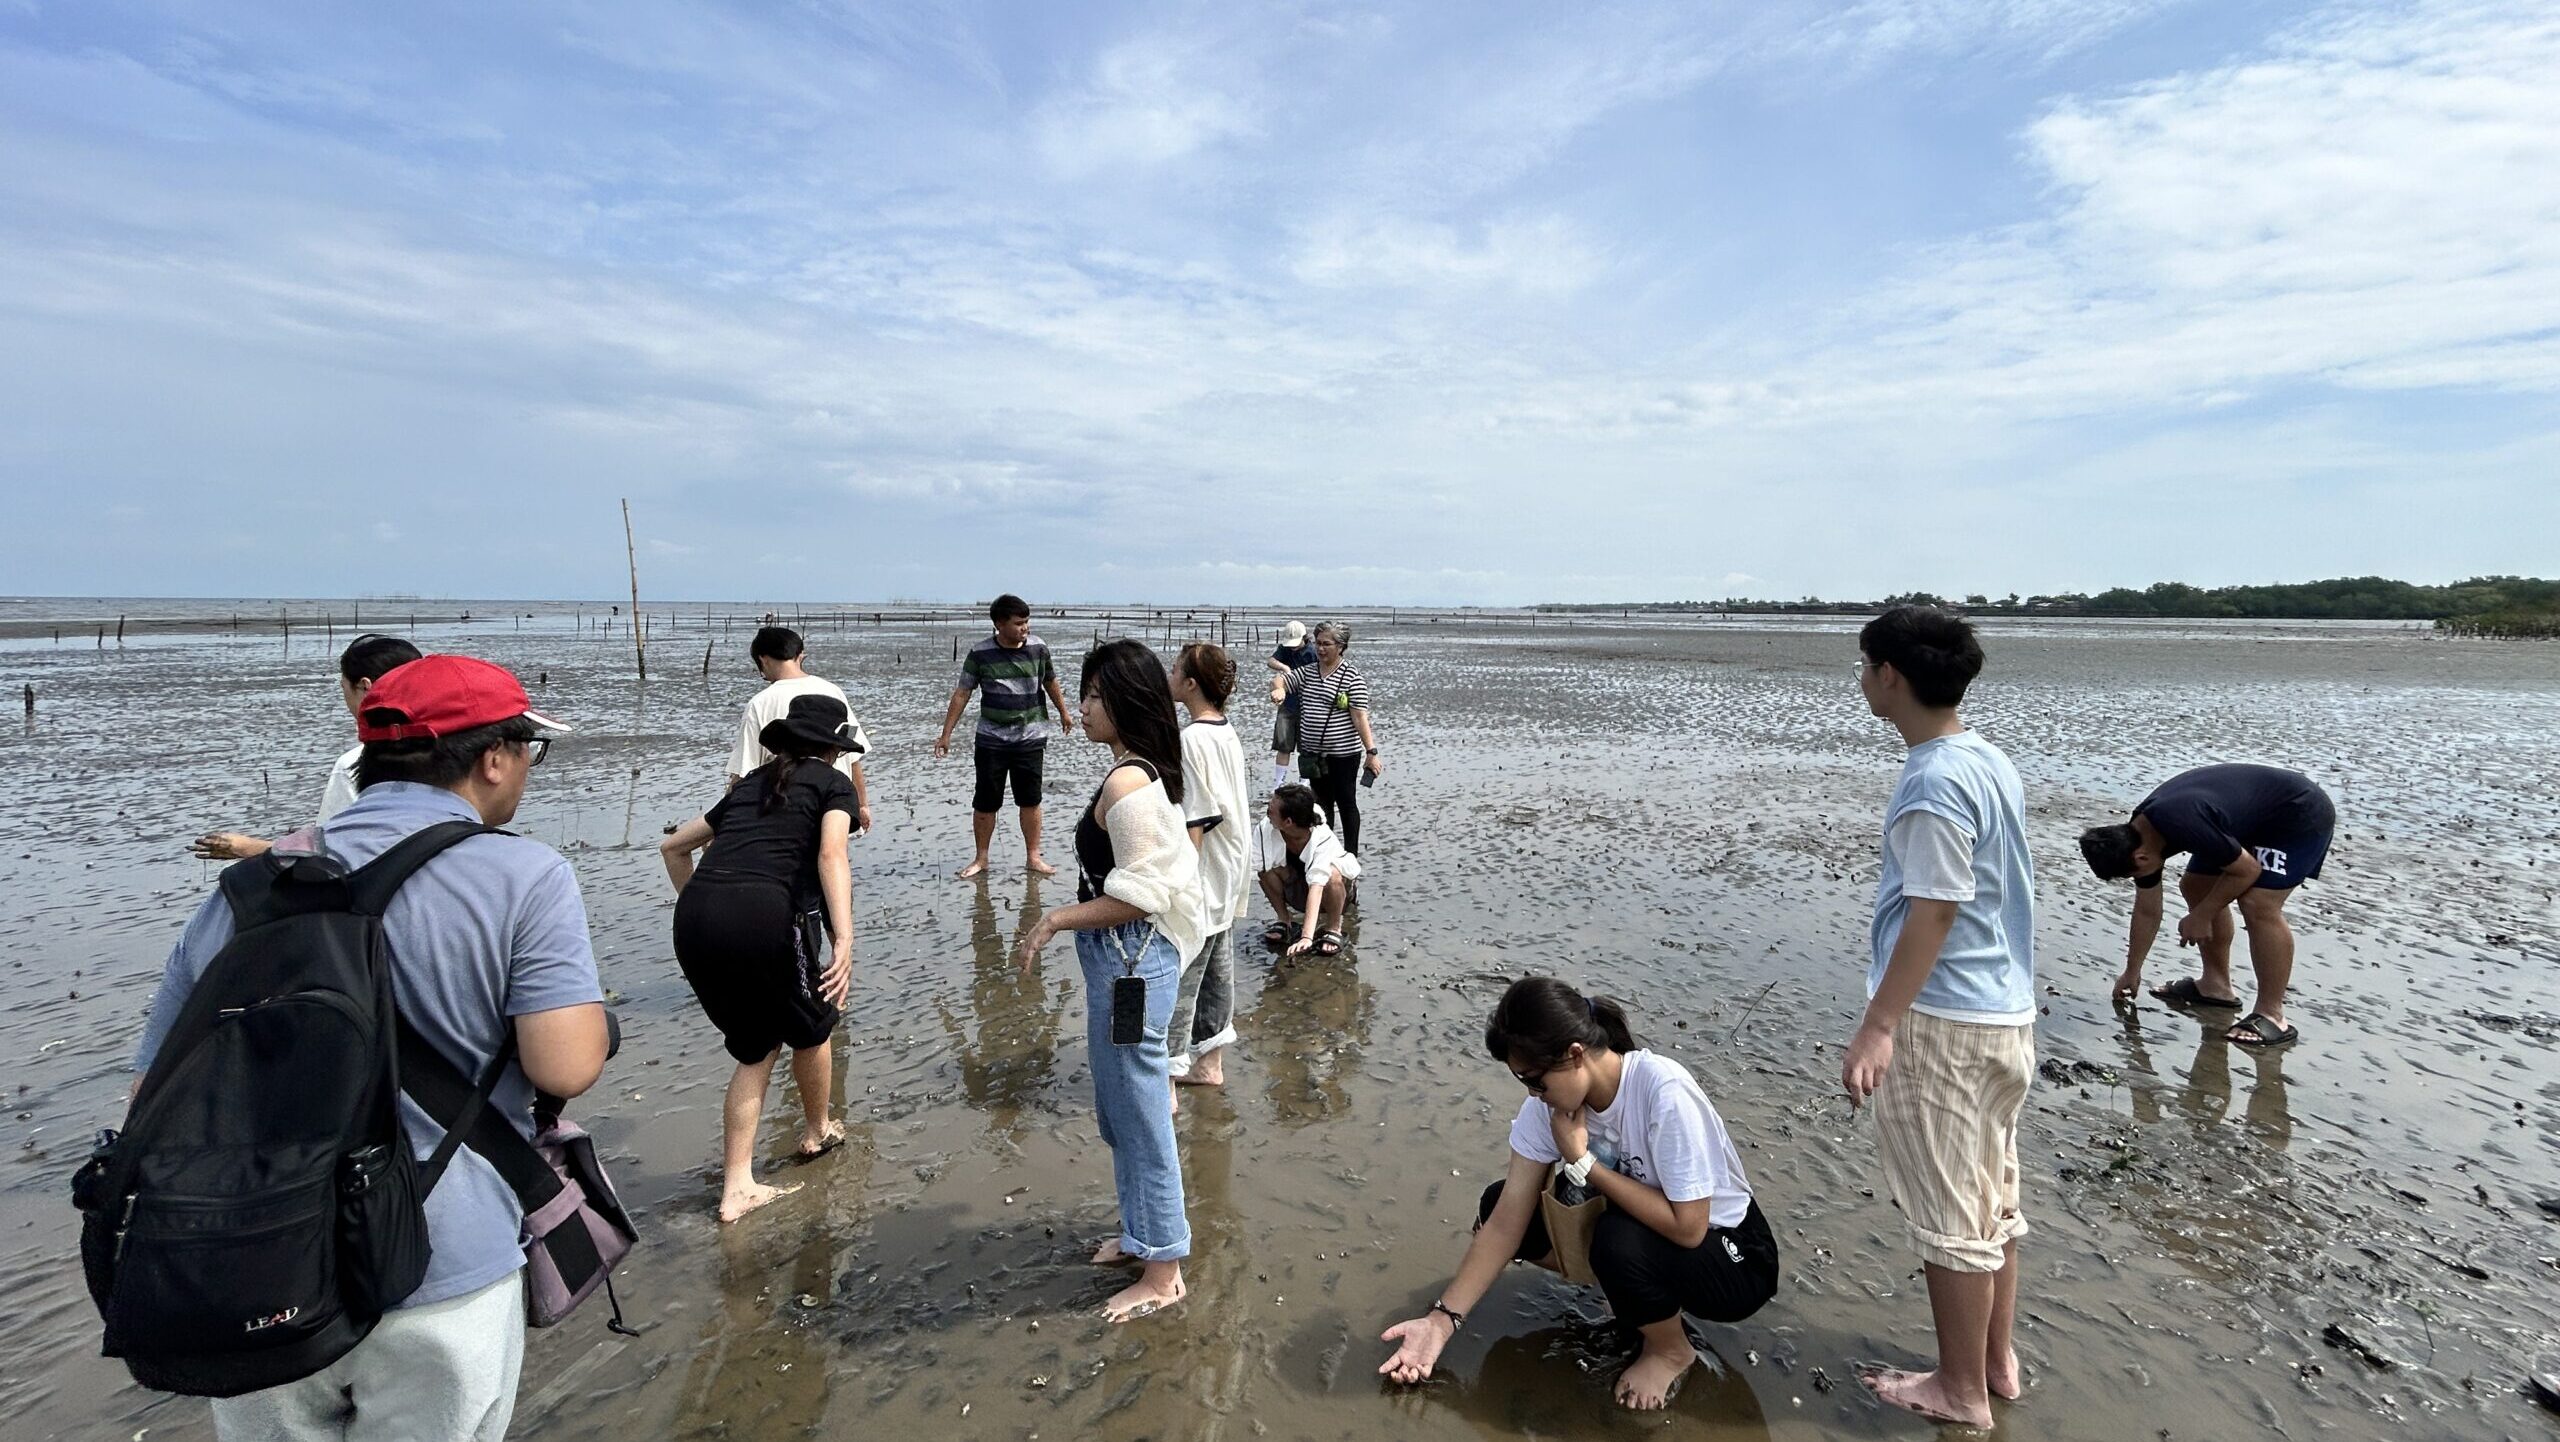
[1507,1050,1753,1229]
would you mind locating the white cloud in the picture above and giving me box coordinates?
[1030,36,1255,179]
[1289,213,1601,294]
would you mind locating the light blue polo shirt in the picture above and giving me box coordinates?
[1868,731,2036,1024]
[136,782,604,1308]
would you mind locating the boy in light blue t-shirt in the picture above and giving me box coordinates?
[1841,605,2036,1432]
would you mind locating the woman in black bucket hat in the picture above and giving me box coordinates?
[660,693,862,1222]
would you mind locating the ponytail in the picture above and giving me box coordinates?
[1483,976,1639,1072]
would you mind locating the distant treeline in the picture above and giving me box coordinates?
[1540,576,2560,636]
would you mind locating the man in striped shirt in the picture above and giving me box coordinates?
[936,594,1075,878]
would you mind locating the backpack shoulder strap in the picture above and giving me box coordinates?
[398,1021,564,1205]
[349,819,500,915]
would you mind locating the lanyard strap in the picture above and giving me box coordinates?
[1106,921,1158,976]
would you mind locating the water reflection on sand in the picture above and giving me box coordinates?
[3,606,2556,1440]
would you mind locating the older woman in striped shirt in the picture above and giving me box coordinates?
[1286,621,1382,854]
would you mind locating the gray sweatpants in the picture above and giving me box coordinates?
[212,1271,525,1442]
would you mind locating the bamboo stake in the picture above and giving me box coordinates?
[622,498,648,681]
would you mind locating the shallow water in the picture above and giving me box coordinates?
[3,604,2557,1441]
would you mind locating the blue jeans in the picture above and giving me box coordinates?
[1075,921,1191,1261]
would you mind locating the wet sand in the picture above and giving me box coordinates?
[3,606,2556,1440]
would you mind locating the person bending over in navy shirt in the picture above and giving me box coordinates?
[2080,763,2337,1048]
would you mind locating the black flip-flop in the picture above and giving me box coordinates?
[1315,930,1344,957]
[2152,977,2242,1008]
[2227,1013,2299,1047]
[1262,922,1290,948]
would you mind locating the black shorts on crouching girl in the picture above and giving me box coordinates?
[673,875,840,1063]
[1477,1181,1780,1327]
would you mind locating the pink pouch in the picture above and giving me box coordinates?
[519,1119,638,1331]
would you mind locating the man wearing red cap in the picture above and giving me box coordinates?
[134,655,607,1442]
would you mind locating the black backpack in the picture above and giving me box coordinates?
[73,820,506,1398]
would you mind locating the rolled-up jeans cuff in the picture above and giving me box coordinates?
[1187,1024,1238,1058]
[1117,1228,1190,1262]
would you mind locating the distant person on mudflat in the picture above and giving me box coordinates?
[1169,643,1251,1095]
[936,594,1075,879]
[1285,621,1381,854]
[1379,977,1777,1411]
[1255,783,1359,957]
[1264,620,1317,790]
[190,633,420,860]
[661,694,859,1223]
[1013,639,1205,1324]
[2081,763,2337,1048]
[728,626,873,835]
[1841,604,2037,1430]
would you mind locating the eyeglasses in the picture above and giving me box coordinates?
[519,737,550,767]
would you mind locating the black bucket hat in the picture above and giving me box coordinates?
[758,694,865,757]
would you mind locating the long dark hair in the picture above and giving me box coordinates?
[1079,638,1184,805]
[755,735,840,813]
[1483,976,1638,1072]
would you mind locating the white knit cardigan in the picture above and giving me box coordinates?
[1099,772,1208,964]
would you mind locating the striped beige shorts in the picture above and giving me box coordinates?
[1872,1010,2034,1274]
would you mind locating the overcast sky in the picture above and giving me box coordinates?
[1,1,2553,606]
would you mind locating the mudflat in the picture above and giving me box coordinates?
[3,605,2555,1440]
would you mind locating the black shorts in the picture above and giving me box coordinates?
[2188,791,2336,892]
[973,740,1046,813]
[672,877,840,1063]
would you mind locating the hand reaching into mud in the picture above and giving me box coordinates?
[2111,966,2143,1005]
[1378,1312,1454,1385]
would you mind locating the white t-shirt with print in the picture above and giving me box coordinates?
[728,676,871,783]
[1507,1049,1753,1229]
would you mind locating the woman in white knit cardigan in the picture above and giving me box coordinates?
[1018,638,1207,1323]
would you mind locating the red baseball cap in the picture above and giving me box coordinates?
[355,654,571,743]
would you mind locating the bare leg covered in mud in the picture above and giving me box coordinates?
[1104,1259,1185,1323]
[788,1042,843,1157]
[1864,1242,2019,1426]
[719,1051,802,1223]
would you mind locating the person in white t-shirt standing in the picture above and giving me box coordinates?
[190,632,422,860]
[1379,976,1780,1410]
[728,626,873,835]
[1168,643,1251,1093]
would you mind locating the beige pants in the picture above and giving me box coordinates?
[211,1271,525,1442]
[1873,1010,2034,1273]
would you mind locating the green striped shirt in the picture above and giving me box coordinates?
[960,634,1056,744]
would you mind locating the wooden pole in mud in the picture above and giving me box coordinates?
[622,498,648,682]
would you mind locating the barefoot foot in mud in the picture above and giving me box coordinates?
[719,1179,800,1224]
[1862,1368,1992,1428]
[1103,1265,1185,1324]
[795,1121,845,1159]
[1989,1348,2023,1402]
[1090,1238,1141,1266]
[955,857,990,880]
[1026,852,1057,877]
[1614,1341,1697,1410]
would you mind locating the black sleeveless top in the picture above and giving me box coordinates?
[1075,758,1159,903]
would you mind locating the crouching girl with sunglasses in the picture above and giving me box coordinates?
[1379,976,1779,1410]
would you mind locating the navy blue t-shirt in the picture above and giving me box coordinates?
[1272,642,1317,713]
[2133,764,2331,884]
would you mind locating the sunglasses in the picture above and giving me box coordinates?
[1511,1066,1549,1094]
